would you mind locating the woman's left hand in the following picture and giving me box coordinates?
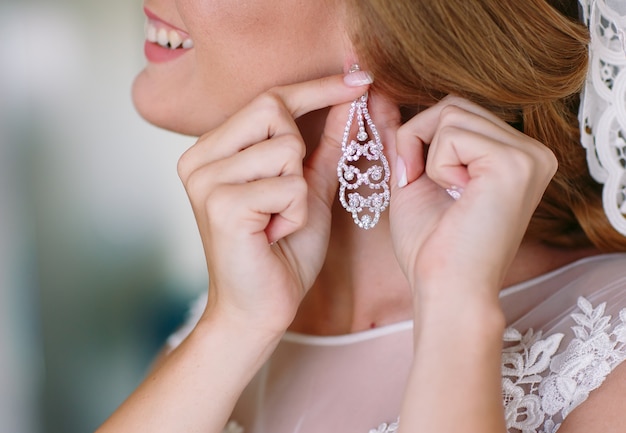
[385,96,557,433]
[388,96,558,304]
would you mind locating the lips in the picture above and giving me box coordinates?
[143,8,194,63]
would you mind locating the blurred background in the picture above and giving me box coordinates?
[0,0,206,431]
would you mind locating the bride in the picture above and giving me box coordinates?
[98,0,626,432]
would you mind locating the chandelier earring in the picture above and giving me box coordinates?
[337,64,391,230]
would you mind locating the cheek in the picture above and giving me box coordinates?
[176,1,293,93]
[137,0,345,135]
[178,0,272,39]
[191,2,344,81]
[180,0,343,62]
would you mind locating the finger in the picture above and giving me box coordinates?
[426,126,551,201]
[395,126,425,187]
[178,103,301,181]
[278,73,371,119]
[183,133,305,198]
[408,95,515,143]
[208,176,308,243]
[396,97,522,186]
[180,75,370,174]
[426,128,500,191]
[302,101,349,209]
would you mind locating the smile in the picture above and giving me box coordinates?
[142,8,194,63]
[145,19,193,50]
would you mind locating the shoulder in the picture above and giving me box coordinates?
[563,253,626,315]
[535,253,626,294]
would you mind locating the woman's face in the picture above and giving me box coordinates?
[133,0,348,136]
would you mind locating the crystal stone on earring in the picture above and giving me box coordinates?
[348,193,361,210]
[369,165,383,181]
[371,193,384,207]
[359,215,372,229]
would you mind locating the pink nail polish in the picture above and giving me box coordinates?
[344,65,373,87]
[397,157,408,188]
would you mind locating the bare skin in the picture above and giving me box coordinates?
[96,0,622,431]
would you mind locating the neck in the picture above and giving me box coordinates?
[499,240,598,289]
[291,208,414,335]
[291,111,598,336]
[292,111,414,335]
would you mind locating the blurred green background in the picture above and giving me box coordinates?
[0,0,206,431]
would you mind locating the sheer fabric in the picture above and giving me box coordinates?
[169,253,626,433]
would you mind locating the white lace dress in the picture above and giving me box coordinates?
[169,253,626,433]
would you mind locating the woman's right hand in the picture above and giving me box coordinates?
[176,74,369,337]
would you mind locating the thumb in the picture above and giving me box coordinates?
[303,100,353,208]
[366,90,402,165]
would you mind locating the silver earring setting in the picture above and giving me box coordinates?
[337,66,390,229]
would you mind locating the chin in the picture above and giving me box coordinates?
[134,106,202,137]
[131,71,217,137]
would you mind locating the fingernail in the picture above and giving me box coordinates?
[344,70,374,87]
[397,156,408,188]
[445,186,463,200]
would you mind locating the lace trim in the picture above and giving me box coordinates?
[369,418,399,433]
[283,321,413,346]
[502,297,626,433]
[578,0,626,235]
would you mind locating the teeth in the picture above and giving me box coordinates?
[182,38,194,49]
[168,30,182,49]
[145,20,193,50]
[146,24,158,43]
[157,28,169,47]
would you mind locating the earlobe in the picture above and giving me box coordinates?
[341,36,360,75]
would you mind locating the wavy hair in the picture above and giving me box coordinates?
[348,0,626,251]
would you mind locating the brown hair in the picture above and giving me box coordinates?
[348,0,626,251]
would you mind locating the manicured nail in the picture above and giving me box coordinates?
[344,70,374,87]
[397,156,408,188]
[446,186,463,200]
